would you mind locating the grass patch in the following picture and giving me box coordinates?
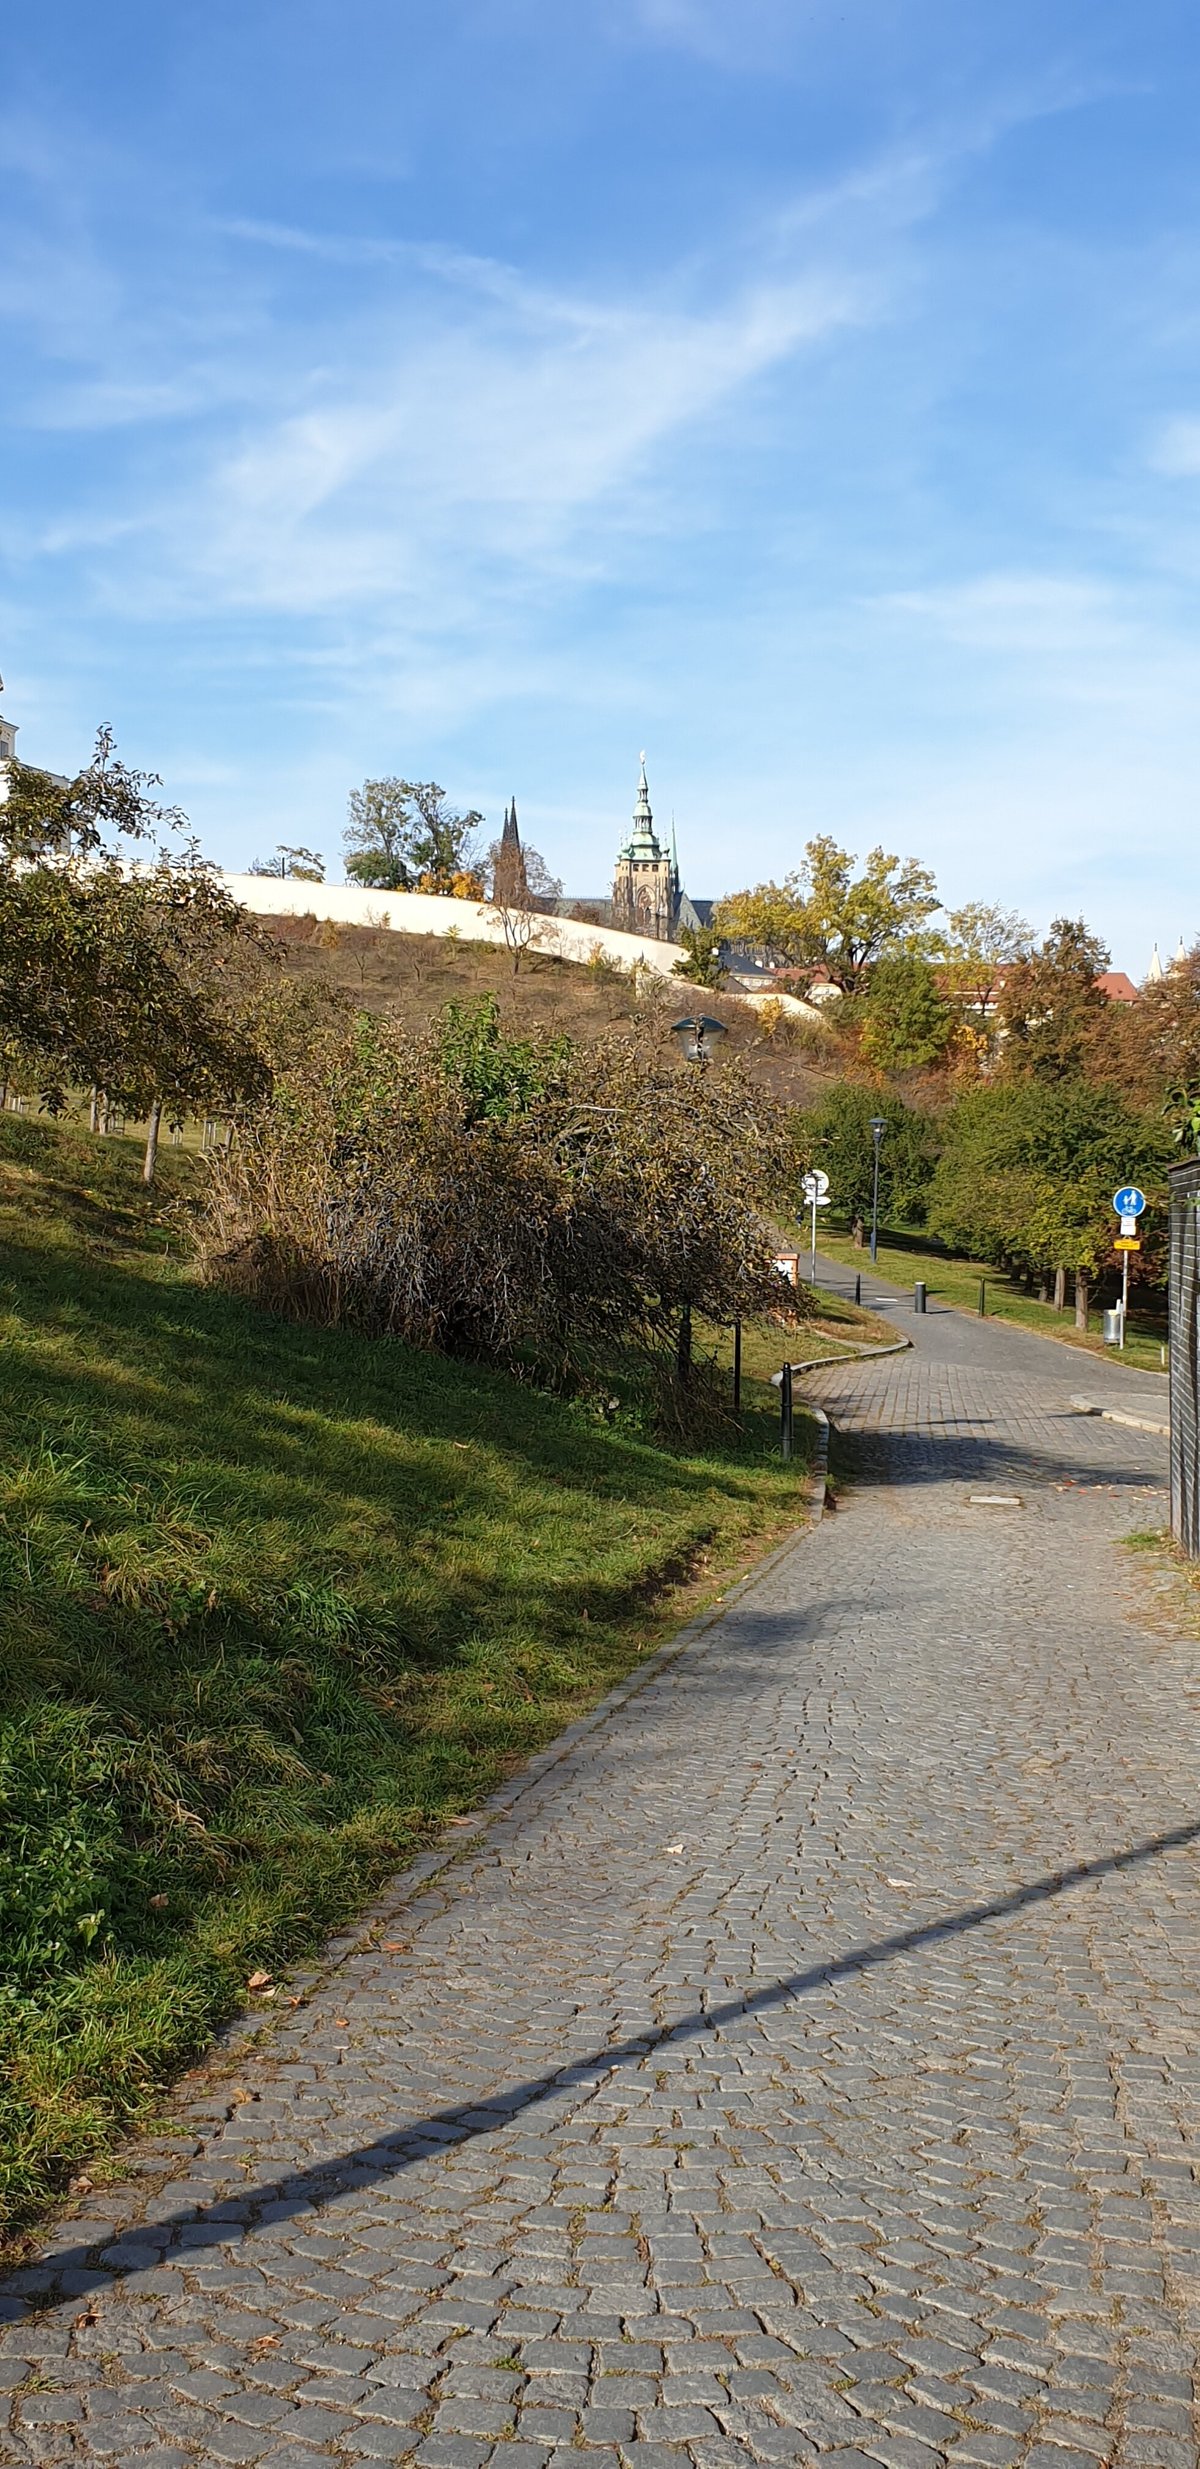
[0,1115,810,2242]
[817,1222,1170,1376]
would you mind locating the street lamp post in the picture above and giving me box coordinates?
[669,1014,729,1392]
[869,1116,887,1265]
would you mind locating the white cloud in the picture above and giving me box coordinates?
[1149,415,1200,477]
[189,265,864,615]
[874,568,1200,716]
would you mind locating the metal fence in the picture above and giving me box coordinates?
[1169,1157,1200,1557]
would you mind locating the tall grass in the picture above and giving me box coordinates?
[0,1115,803,2240]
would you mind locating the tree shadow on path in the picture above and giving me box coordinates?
[6,1810,1198,2315]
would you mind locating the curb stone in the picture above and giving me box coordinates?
[1069,1393,1170,1438]
[782,1336,911,1375]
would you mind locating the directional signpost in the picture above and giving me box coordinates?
[801,1170,830,1285]
[1111,1186,1147,1348]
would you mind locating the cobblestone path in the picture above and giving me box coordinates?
[5,1296,1199,2469]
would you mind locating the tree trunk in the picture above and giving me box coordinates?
[1037,1274,1050,1304]
[1053,1266,1066,1312]
[676,1303,692,1385]
[851,1214,865,1249]
[98,1093,110,1135]
[89,1086,101,1134]
[1075,1270,1090,1331]
[143,1098,162,1186]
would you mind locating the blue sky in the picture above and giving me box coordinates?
[3,0,1200,967]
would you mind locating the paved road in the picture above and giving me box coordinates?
[3,1298,1197,2469]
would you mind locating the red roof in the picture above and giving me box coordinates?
[1095,971,1139,1004]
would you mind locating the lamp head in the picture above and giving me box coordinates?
[670,1014,728,1062]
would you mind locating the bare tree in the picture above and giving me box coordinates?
[485,840,563,975]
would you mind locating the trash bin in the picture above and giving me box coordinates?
[1102,1306,1123,1345]
[914,1280,927,1313]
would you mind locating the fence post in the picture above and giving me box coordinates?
[854,1272,861,1306]
[732,1318,742,1416]
[978,1279,987,1317]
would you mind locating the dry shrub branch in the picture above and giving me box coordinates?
[205,997,804,1378]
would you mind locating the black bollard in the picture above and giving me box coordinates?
[780,1363,794,1462]
[914,1280,927,1313]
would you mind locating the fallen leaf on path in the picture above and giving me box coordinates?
[885,1877,917,1890]
[246,1970,273,1992]
[665,1843,684,1855]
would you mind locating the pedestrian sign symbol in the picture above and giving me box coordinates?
[1112,1186,1146,1217]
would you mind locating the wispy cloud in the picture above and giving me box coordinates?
[1148,415,1200,476]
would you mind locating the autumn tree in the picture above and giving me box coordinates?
[939,901,1032,1016]
[207,1001,803,1388]
[344,778,483,892]
[997,916,1111,1081]
[714,836,939,994]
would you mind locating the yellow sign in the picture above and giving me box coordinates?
[1114,1237,1141,1251]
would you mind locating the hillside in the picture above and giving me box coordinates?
[0,1115,816,2244]
[268,912,844,1108]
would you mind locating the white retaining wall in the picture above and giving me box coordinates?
[221,874,828,1024]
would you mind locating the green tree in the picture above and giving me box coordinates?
[796,1085,938,1229]
[344,778,482,891]
[436,995,569,1123]
[671,926,728,989]
[0,726,185,865]
[0,731,273,1181]
[858,955,954,1072]
[927,1080,1172,1313]
[714,836,939,994]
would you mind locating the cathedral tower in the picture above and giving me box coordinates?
[611,756,679,940]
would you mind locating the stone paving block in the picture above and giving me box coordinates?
[0,1319,1185,2468]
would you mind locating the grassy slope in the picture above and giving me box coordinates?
[818,1222,1170,1377]
[0,1118,812,2240]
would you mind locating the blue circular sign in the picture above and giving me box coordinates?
[1112,1185,1146,1217]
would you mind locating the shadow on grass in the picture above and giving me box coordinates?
[6,1806,1199,2312]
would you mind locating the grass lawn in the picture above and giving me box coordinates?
[817,1222,1170,1378]
[0,1116,825,2245]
